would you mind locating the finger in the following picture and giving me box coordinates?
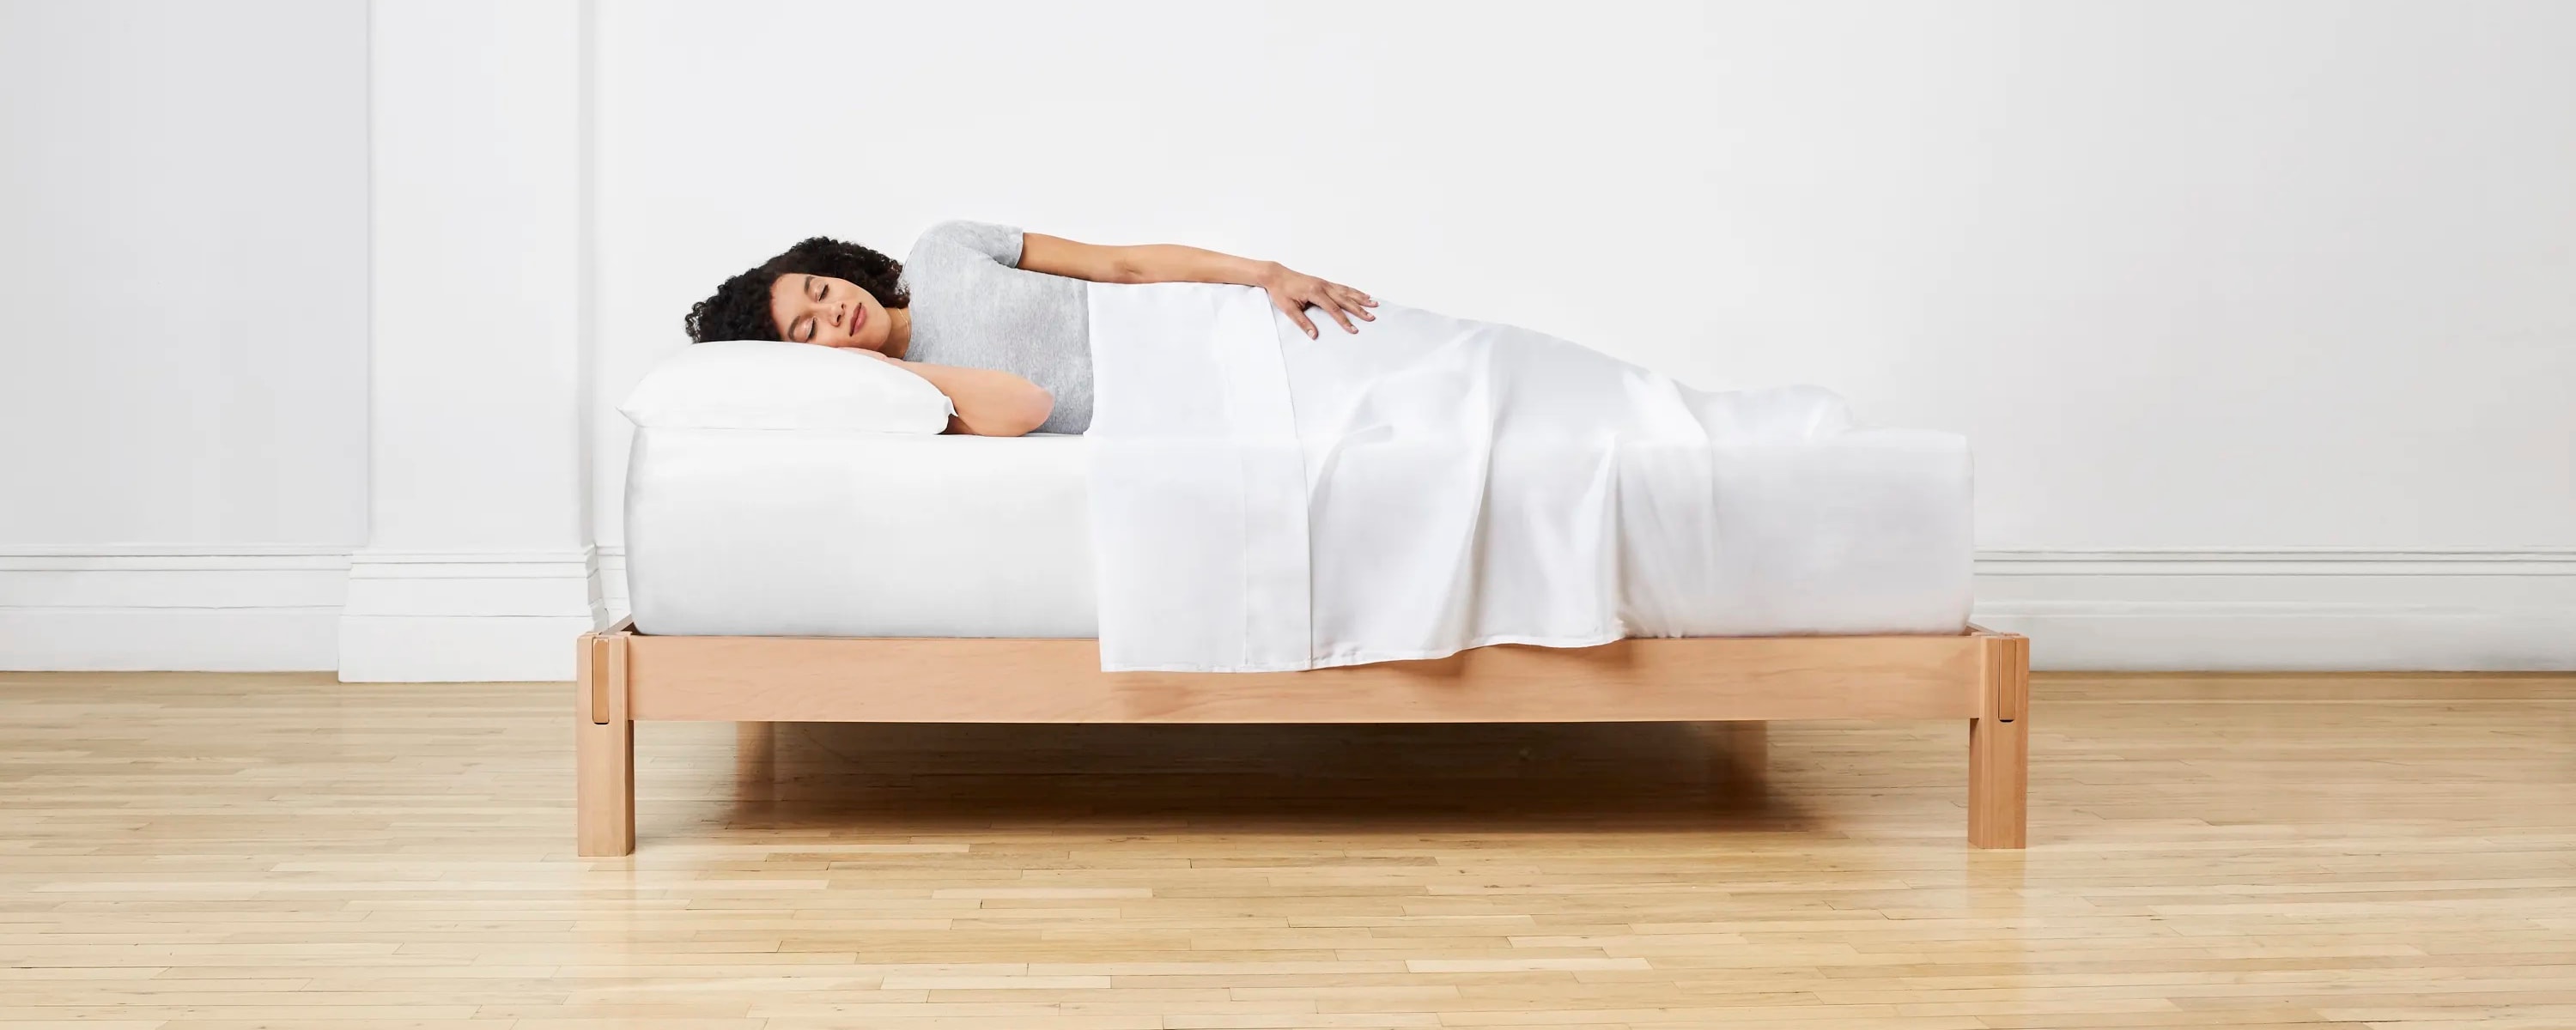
[1322,299,1357,334]
[1335,286,1375,319]
[1336,294,1372,324]
[1270,295,1314,338]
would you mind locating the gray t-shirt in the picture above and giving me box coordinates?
[899,220,1092,433]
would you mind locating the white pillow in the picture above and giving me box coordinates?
[618,340,955,432]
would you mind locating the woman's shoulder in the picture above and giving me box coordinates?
[910,220,1024,268]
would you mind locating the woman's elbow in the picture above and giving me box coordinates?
[1011,385,1055,435]
[1105,247,1158,284]
[974,384,1054,437]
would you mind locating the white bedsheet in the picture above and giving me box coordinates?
[1084,282,1974,672]
[622,422,1972,643]
[625,428,1096,638]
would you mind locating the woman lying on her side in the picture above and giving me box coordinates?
[682,221,1376,437]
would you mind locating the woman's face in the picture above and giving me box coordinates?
[768,273,891,351]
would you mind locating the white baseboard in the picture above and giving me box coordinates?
[1974,548,2576,670]
[336,613,602,682]
[335,548,610,682]
[0,547,349,670]
[8,544,2571,676]
[598,544,629,621]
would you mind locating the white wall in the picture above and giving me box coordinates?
[590,0,2576,669]
[5,1,2569,674]
[0,1,370,669]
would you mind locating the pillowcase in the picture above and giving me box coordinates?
[618,340,955,433]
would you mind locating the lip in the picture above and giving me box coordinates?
[848,304,866,335]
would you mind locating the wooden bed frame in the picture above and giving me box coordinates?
[574,621,2029,856]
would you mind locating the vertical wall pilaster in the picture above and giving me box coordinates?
[340,0,601,682]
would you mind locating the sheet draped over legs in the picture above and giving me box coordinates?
[1084,282,1971,673]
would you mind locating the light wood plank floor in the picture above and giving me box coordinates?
[2,671,2572,1029]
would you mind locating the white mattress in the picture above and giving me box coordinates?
[623,426,1974,639]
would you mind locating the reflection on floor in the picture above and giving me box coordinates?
[2,670,2571,1027]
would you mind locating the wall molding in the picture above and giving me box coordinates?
[598,543,629,620]
[1975,547,2576,574]
[6,544,2570,675]
[1971,547,2576,670]
[336,547,611,682]
[0,546,352,671]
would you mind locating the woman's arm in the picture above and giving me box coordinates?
[1019,233,1377,339]
[859,350,1052,436]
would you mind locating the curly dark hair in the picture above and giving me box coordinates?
[683,236,910,342]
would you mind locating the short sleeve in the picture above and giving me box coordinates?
[916,220,1024,268]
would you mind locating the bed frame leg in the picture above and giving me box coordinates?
[576,630,635,857]
[1968,633,2029,849]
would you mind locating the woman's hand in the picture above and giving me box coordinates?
[1260,264,1377,338]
